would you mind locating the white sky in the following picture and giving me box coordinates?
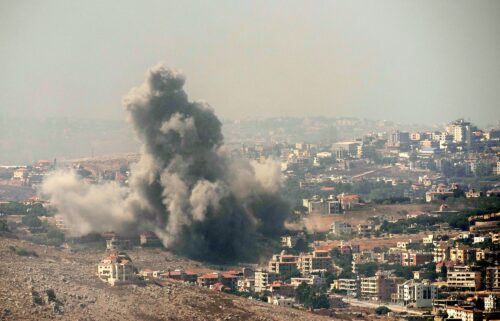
[1,0,499,126]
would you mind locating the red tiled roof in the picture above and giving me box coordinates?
[269,281,293,288]
[446,306,482,313]
[198,273,219,279]
[221,273,239,279]
[336,194,359,200]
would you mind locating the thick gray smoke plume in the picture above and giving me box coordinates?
[41,64,289,261]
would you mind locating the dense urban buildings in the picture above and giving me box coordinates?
[1,116,499,320]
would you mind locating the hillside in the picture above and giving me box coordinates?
[0,236,392,321]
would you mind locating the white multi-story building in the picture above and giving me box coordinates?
[303,195,341,214]
[485,294,499,312]
[394,280,436,308]
[237,278,255,293]
[254,269,279,293]
[422,235,434,244]
[97,252,137,286]
[360,271,399,301]
[447,119,473,149]
[331,278,360,297]
[290,275,325,288]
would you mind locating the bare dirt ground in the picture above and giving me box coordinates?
[0,236,397,321]
[295,203,440,233]
[315,233,429,251]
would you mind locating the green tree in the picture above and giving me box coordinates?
[47,227,65,244]
[22,214,42,228]
[310,294,330,309]
[357,262,378,277]
[295,283,330,309]
[0,202,27,215]
[28,203,47,216]
[295,282,313,304]
[293,238,310,253]
[0,220,9,232]
[375,306,391,315]
[45,289,57,302]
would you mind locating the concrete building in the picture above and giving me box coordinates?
[446,306,482,321]
[280,232,305,248]
[360,271,400,301]
[268,252,299,278]
[97,252,137,286]
[197,272,240,291]
[447,119,473,149]
[388,131,410,149]
[303,196,327,214]
[102,232,131,251]
[394,280,436,308]
[327,200,342,214]
[401,251,433,267]
[356,223,373,237]
[485,266,500,291]
[268,296,295,307]
[447,266,481,291]
[425,191,454,203]
[484,294,499,312]
[290,275,325,287]
[297,250,332,274]
[159,269,198,283]
[422,234,434,244]
[237,278,255,293]
[332,141,359,158]
[433,242,450,263]
[303,195,341,214]
[352,250,376,264]
[254,269,279,293]
[197,273,222,288]
[450,245,476,265]
[267,281,295,297]
[331,278,360,297]
[330,221,352,236]
[336,194,361,210]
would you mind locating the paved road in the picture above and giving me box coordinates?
[342,297,429,315]
[350,165,392,179]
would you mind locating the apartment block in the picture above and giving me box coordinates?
[447,266,481,291]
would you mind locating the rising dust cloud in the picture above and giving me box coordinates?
[41,65,289,261]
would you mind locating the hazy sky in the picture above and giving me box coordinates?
[1,0,499,126]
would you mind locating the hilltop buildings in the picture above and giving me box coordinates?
[97,252,138,286]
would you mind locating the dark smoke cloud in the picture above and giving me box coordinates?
[41,64,289,261]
